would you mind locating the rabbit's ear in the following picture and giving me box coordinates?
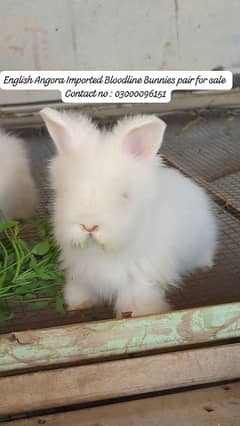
[122,116,166,160]
[40,108,71,154]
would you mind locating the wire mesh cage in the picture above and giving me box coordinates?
[1,109,240,334]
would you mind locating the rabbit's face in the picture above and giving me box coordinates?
[41,108,166,251]
[52,145,151,251]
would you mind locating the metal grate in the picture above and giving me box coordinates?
[211,172,240,206]
[161,112,240,213]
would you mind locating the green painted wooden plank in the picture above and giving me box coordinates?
[0,302,239,374]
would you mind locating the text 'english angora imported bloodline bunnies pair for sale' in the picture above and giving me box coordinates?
[39,108,217,318]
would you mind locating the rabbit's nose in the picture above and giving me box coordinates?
[81,224,99,233]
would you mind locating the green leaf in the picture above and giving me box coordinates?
[29,255,38,271]
[32,217,49,239]
[31,300,50,309]
[0,220,18,233]
[43,286,58,297]
[15,286,30,296]
[18,239,31,254]
[55,294,65,314]
[7,252,16,265]
[35,270,57,280]
[24,293,36,300]
[0,273,6,288]
[0,310,14,321]
[32,241,50,256]
[0,304,14,321]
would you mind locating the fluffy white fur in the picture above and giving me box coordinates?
[0,129,37,220]
[41,108,217,317]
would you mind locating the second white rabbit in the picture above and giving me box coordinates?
[0,129,37,221]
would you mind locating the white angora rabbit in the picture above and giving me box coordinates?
[0,129,37,220]
[41,108,217,317]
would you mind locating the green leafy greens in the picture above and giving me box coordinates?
[0,216,65,321]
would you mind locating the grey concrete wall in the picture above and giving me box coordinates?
[0,0,239,104]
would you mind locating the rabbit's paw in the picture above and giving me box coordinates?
[115,286,171,319]
[130,300,171,317]
[66,301,94,311]
[64,282,94,311]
